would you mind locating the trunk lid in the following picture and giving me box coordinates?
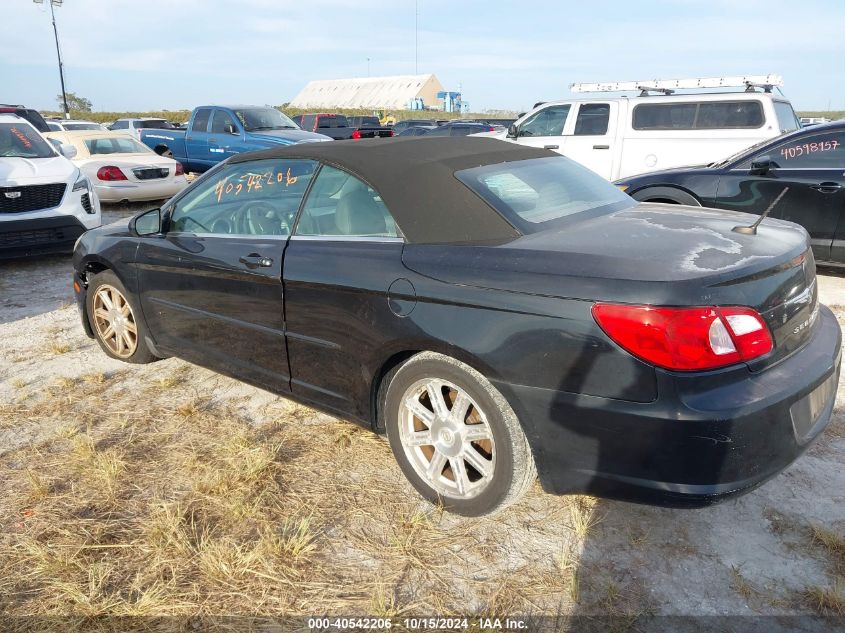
[402,203,818,369]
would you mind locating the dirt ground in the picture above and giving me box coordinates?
[0,202,843,627]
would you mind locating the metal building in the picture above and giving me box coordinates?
[289,74,445,110]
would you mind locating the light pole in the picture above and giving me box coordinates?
[34,0,69,119]
[367,57,370,77]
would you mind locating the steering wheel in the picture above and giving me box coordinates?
[240,200,288,236]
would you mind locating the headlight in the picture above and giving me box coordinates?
[72,173,90,192]
[616,184,629,192]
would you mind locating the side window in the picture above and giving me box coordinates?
[767,132,844,169]
[301,115,315,131]
[425,126,451,137]
[574,104,610,135]
[192,109,212,133]
[632,104,696,130]
[696,101,763,129]
[295,166,399,238]
[518,105,571,137]
[211,110,237,134]
[110,120,129,130]
[169,159,317,236]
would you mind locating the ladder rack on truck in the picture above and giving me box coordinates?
[570,75,784,96]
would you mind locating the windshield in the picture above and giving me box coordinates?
[0,123,56,158]
[85,136,153,155]
[234,108,297,131]
[710,137,775,167]
[456,156,634,232]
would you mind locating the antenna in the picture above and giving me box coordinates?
[732,187,789,235]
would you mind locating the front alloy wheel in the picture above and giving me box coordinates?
[92,284,138,358]
[86,270,159,364]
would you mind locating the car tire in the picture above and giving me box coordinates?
[87,270,159,364]
[383,351,536,516]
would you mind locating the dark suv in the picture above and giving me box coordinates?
[0,105,50,133]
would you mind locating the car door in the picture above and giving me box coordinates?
[208,109,244,161]
[283,164,407,419]
[135,157,318,391]
[185,108,212,170]
[715,128,845,263]
[560,102,616,179]
[511,104,572,153]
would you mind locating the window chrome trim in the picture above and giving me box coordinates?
[165,231,291,240]
[289,235,404,243]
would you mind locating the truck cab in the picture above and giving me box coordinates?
[141,106,331,174]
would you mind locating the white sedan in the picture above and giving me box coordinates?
[44,131,188,203]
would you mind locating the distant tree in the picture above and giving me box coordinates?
[57,92,93,112]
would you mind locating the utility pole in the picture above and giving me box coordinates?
[414,0,418,74]
[34,0,69,119]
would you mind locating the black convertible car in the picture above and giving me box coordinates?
[72,137,841,516]
[615,120,845,266]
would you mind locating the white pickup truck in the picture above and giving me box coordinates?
[485,75,800,180]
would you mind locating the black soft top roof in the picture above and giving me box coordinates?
[229,137,555,243]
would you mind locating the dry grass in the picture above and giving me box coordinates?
[803,581,845,615]
[811,525,845,573]
[0,367,584,618]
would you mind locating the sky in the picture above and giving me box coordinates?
[2,0,844,114]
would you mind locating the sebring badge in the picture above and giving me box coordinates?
[4,191,22,199]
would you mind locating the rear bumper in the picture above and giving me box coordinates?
[0,215,90,259]
[93,178,187,203]
[496,304,842,507]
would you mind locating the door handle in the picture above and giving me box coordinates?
[593,144,610,150]
[543,144,559,150]
[239,253,273,269]
[208,137,217,143]
[810,182,842,194]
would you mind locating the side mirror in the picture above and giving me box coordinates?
[59,143,77,159]
[130,208,162,236]
[749,156,776,176]
[224,123,238,135]
[507,123,519,139]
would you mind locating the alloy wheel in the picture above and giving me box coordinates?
[92,284,138,359]
[398,378,496,500]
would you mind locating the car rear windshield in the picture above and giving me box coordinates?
[138,120,174,129]
[64,122,103,130]
[85,137,152,155]
[455,156,634,233]
[0,122,56,158]
[234,108,298,132]
[317,115,349,128]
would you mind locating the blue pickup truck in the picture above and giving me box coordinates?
[139,105,331,173]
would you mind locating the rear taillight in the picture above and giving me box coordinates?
[351,130,362,139]
[592,304,773,371]
[96,166,127,181]
[174,161,184,176]
[387,130,394,137]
